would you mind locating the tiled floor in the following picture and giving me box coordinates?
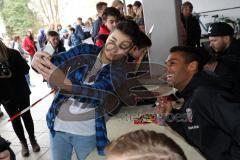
[0,68,205,160]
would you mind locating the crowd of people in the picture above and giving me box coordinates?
[1,1,240,160]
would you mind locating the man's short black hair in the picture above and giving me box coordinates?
[102,7,121,21]
[170,46,207,71]
[47,30,59,37]
[69,27,75,33]
[96,2,107,10]
[77,17,82,21]
[127,4,133,8]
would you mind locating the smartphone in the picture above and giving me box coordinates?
[43,42,55,56]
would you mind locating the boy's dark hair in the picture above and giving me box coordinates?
[127,4,133,8]
[96,2,107,10]
[182,1,193,11]
[170,46,207,71]
[115,20,151,48]
[133,1,142,8]
[47,30,59,37]
[102,7,121,21]
[69,27,75,33]
[77,17,82,21]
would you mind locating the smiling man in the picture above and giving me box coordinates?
[156,46,240,160]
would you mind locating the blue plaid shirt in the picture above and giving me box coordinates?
[46,44,118,155]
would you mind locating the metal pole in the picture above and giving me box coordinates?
[198,6,240,14]
[122,0,127,15]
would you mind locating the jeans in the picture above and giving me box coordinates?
[50,131,96,160]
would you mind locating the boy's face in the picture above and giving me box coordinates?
[48,36,59,48]
[116,4,124,14]
[105,29,133,61]
[104,16,118,31]
[133,6,138,14]
[77,19,82,25]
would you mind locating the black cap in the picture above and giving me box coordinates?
[208,22,234,37]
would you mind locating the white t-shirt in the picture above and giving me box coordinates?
[54,98,96,136]
[54,59,107,136]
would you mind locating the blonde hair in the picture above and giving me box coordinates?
[0,40,8,62]
[105,130,187,160]
[112,0,123,8]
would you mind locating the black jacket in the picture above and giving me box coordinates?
[214,39,240,97]
[168,71,240,160]
[0,48,30,105]
[181,14,201,47]
[215,39,240,75]
[0,136,15,160]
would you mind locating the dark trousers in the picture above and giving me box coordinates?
[2,96,35,143]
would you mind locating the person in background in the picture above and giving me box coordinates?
[60,29,70,51]
[135,18,145,33]
[37,28,47,50]
[22,31,37,60]
[92,2,108,42]
[87,18,94,36]
[105,130,187,160]
[111,0,124,16]
[66,24,72,31]
[56,24,63,38]
[77,17,85,27]
[95,7,121,47]
[68,27,81,47]
[0,40,40,157]
[13,36,28,56]
[75,17,85,41]
[87,17,93,27]
[57,24,63,33]
[127,4,136,19]
[133,1,143,20]
[46,31,66,55]
[207,22,240,98]
[13,36,33,87]
[49,23,55,31]
[181,1,201,47]
[83,21,92,39]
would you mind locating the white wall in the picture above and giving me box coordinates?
[183,0,240,34]
[142,0,181,76]
[183,0,240,14]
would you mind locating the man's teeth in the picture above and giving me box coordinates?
[167,74,174,78]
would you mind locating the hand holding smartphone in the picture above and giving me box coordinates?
[43,42,55,56]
